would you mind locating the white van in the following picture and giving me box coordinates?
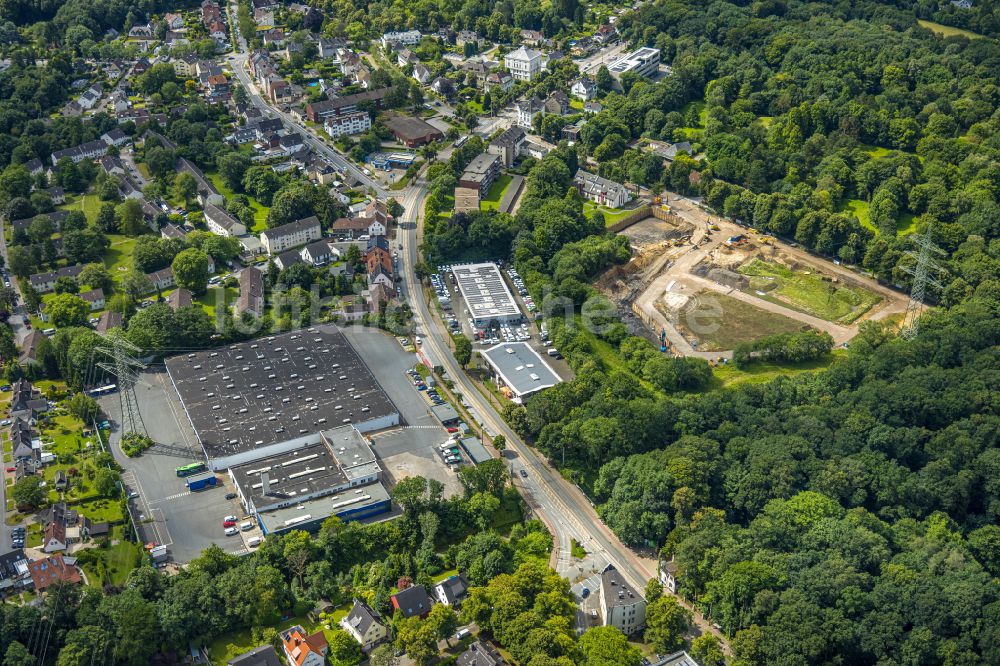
[247,536,262,548]
[43,328,56,336]
[240,521,254,532]
[455,628,471,640]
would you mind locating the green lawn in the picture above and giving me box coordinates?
[582,201,638,226]
[79,541,143,588]
[569,98,584,111]
[739,258,882,324]
[708,351,846,389]
[840,199,917,236]
[194,286,238,320]
[73,495,125,523]
[207,171,269,232]
[917,19,986,40]
[104,234,138,277]
[208,613,350,665]
[60,193,104,224]
[480,174,513,211]
[665,291,813,352]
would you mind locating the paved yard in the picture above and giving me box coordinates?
[101,369,249,562]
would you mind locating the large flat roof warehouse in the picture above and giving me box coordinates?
[165,325,400,469]
[451,263,522,324]
[257,480,392,535]
[481,342,562,401]
[229,425,381,514]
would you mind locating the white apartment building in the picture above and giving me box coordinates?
[325,111,372,138]
[260,215,322,254]
[504,46,543,81]
[600,564,647,636]
[607,47,661,80]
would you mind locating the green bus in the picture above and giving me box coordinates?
[175,462,207,477]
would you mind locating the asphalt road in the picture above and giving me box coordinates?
[226,49,387,199]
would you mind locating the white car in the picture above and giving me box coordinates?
[415,337,422,345]
[223,515,238,523]
[224,527,238,536]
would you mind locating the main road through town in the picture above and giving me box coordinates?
[222,19,727,645]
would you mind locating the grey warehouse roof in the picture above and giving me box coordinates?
[451,262,521,322]
[165,325,397,461]
[481,342,561,399]
[257,480,390,533]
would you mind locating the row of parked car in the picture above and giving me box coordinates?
[10,525,25,549]
[506,267,537,313]
[429,272,452,310]
[406,368,446,406]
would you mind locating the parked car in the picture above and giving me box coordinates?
[223,515,237,522]
[225,492,238,500]
[519,469,528,478]
[446,427,459,433]
[224,527,238,536]
[223,520,236,528]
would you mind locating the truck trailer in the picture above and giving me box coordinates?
[186,472,218,492]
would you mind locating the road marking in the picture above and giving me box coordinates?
[148,492,188,505]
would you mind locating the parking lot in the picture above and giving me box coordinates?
[101,369,256,563]
[341,327,464,497]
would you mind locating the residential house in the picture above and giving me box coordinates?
[383,114,444,147]
[101,127,130,147]
[301,241,333,266]
[166,288,193,311]
[397,47,418,67]
[204,204,247,237]
[543,90,569,116]
[28,555,82,592]
[46,186,66,204]
[227,645,281,666]
[37,503,79,528]
[593,24,617,43]
[128,24,155,40]
[431,76,454,97]
[29,264,85,294]
[279,625,328,666]
[390,584,432,619]
[339,599,388,652]
[515,97,545,129]
[519,29,546,46]
[260,216,322,254]
[505,46,542,81]
[456,30,481,48]
[146,267,176,292]
[434,574,469,607]
[161,223,187,240]
[79,288,105,311]
[584,100,603,114]
[484,71,513,92]
[163,13,185,30]
[659,559,678,594]
[254,8,274,26]
[96,310,124,334]
[50,140,109,166]
[236,266,264,317]
[457,641,504,666]
[165,31,189,47]
[380,29,422,49]
[262,28,285,46]
[412,63,432,85]
[574,169,632,208]
[43,521,67,553]
[274,249,303,272]
[10,418,37,463]
[599,564,646,635]
[18,330,46,367]
[24,158,43,176]
[488,126,526,167]
[571,77,597,100]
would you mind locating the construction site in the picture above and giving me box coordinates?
[596,195,909,359]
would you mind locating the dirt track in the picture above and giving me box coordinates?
[619,195,909,358]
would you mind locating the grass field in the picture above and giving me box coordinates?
[104,234,138,277]
[194,286,238,320]
[676,100,707,140]
[480,174,513,211]
[669,291,812,351]
[707,351,845,389]
[59,193,104,224]
[79,541,143,588]
[739,258,882,324]
[207,171,269,232]
[840,199,917,236]
[917,19,985,40]
[582,201,637,226]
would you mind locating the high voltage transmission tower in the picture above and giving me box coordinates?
[96,336,148,436]
[900,227,946,340]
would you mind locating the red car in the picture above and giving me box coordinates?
[446,427,458,433]
[222,520,236,528]
[5,467,15,473]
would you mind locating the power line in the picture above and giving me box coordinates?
[900,226,946,340]
[95,336,148,437]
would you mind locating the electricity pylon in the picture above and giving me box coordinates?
[96,336,148,436]
[900,227,945,340]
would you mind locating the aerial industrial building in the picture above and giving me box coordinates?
[451,263,522,325]
[166,325,399,469]
[480,342,562,402]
